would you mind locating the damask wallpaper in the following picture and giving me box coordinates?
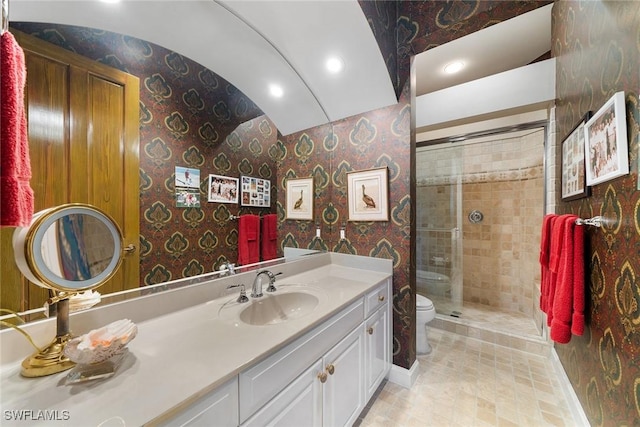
[279,90,413,368]
[13,23,279,286]
[552,2,640,425]
[346,0,553,372]
[15,0,569,378]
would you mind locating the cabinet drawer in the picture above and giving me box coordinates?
[156,377,239,427]
[364,280,390,318]
[239,298,364,422]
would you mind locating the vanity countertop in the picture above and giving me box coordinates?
[0,254,392,426]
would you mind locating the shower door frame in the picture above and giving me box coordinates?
[415,120,548,320]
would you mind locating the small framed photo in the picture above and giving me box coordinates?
[207,174,239,204]
[240,176,271,207]
[175,166,200,189]
[584,91,629,186]
[347,167,389,222]
[286,177,314,220]
[561,112,591,201]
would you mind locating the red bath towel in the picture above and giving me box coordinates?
[544,214,570,326]
[1,31,34,227]
[261,213,278,261]
[549,215,585,343]
[237,214,260,265]
[570,218,585,336]
[539,214,557,313]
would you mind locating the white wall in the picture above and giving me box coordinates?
[416,59,556,130]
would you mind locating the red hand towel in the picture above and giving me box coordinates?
[1,32,34,227]
[550,215,579,343]
[238,214,260,265]
[545,215,568,326]
[571,219,585,336]
[539,214,557,313]
[261,213,278,261]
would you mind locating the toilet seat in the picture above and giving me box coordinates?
[416,294,434,310]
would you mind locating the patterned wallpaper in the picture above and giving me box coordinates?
[353,0,554,371]
[13,23,279,286]
[15,0,557,372]
[279,90,413,368]
[552,1,640,425]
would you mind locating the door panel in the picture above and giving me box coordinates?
[1,30,140,312]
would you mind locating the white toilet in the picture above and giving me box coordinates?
[416,270,451,297]
[416,294,436,354]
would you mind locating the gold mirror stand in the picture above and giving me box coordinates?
[21,295,75,377]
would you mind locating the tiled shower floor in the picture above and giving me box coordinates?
[424,293,549,355]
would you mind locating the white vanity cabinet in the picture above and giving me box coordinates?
[363,281,391,400]
[158,377,239,427]
[242,326,364,427]
[364,305,389,399]
[320,325,365,427]
[240,278,390,427]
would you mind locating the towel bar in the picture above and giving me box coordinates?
[575,216,603,227]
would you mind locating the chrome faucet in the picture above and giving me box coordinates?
[219,261,236,276]
[251,270,282,298]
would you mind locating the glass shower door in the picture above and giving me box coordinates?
[416,144,463,316]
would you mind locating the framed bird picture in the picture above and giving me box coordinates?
[286,177,314,220]
[347,167,389,221]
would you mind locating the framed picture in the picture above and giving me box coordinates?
[240,176,271,207]
[347,167,389,221]
[286,177,314,220]
[176,188,200,208]
[207,174,239,204]
[584,91,629,186]
[175,166,200,189]
[561,112,592,201]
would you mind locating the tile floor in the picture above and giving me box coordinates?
[356,328,580,427]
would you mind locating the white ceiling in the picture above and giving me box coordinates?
[414,4,552,96]
[12,0,398,136]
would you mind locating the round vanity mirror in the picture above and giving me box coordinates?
[13,204,124,293]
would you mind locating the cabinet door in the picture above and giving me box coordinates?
[322,326,364,427]
[365,305,390,399]
[242,360,322,427]
[158,377,238,427]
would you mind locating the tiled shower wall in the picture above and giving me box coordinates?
[417,128,545,316]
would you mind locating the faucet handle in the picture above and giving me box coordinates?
[265,272,282,293]
[237,285,249,303]
[227,284,249,303]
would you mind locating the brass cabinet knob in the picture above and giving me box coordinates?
[368,327,374,335]
[318,372,328,383]
[123,244,136,255]
[378,295,385,302]
[326,364,335,375]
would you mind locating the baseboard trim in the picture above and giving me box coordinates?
[387,360,419,389]
[551,347,590,426]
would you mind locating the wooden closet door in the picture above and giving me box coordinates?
[0,30,140,312]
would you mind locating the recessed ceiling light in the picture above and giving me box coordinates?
[326,56,344,74]
[443,60,465,74]
[269,84,284,98]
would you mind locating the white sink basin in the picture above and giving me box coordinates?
[217,285,326,326]
[239,292,319,326]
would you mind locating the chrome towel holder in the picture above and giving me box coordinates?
[575,216,603,228]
